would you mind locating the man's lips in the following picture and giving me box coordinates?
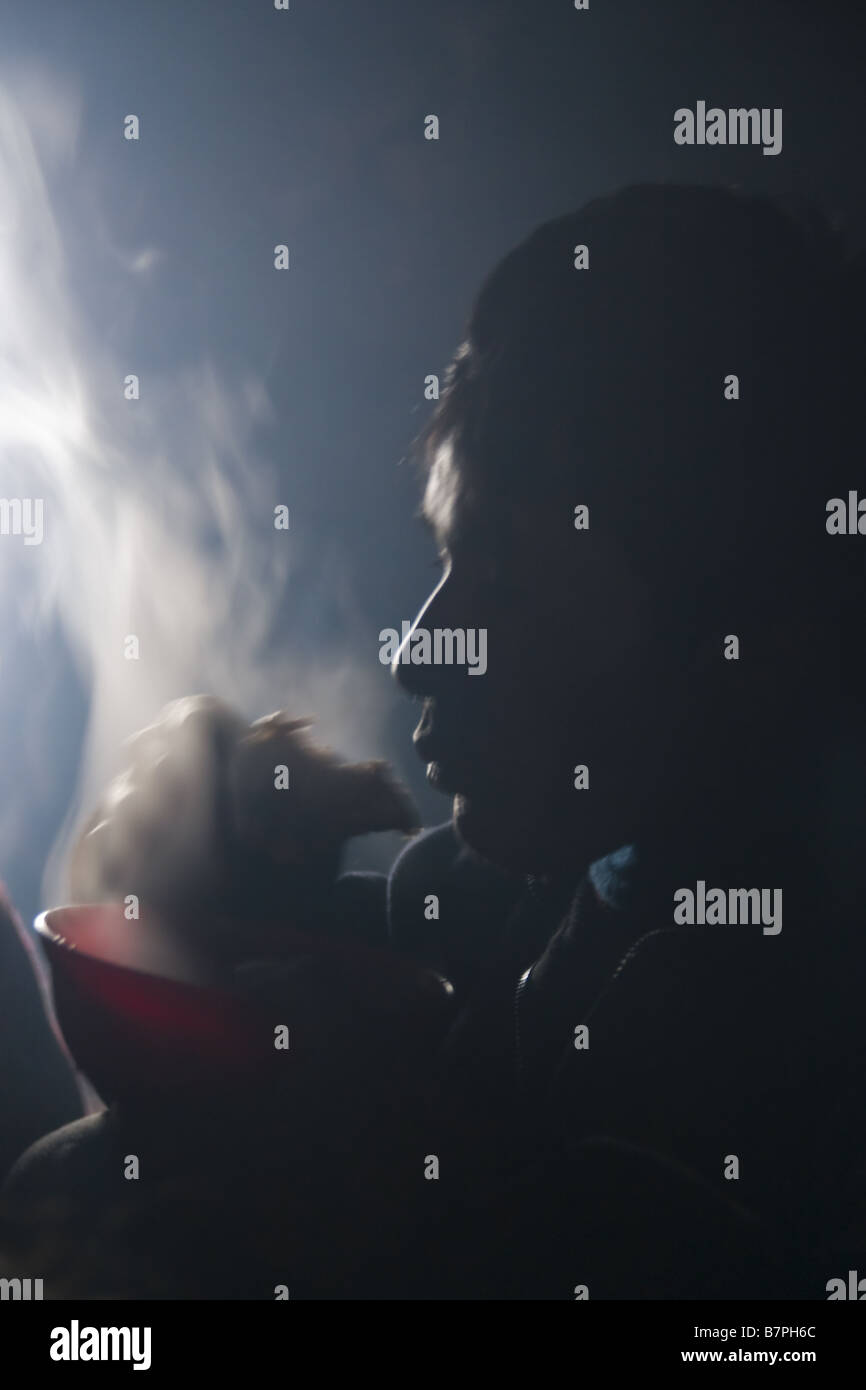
[413,699,494,793]
[424,760,449,792]
[413,730,470,793]
[412,730,438,764]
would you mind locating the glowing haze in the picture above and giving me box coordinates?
[0,69,397,909]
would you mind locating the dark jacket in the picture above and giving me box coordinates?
[382,822,866,1298]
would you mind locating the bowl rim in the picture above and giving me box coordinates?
[33,903,220,991]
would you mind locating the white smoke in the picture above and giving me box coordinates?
[0,68,398,909]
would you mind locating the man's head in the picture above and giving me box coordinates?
[395,184,866,875]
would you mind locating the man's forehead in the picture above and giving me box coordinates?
[421,436,568,557]
[421,438,509,550]
[421,439,462,541]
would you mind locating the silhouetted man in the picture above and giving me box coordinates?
[387,183,866,1297]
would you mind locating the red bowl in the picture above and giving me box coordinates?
[35,904,455,1105]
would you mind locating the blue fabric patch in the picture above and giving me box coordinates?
[587,843,639,911]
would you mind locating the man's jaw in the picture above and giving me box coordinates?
[450,787,559,874]
[451,781,632,880]
[414,711,596,871]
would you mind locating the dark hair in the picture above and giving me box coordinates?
[414,184,866,648]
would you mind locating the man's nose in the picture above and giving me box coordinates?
[391,575,451,697]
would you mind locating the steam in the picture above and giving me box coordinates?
[0,69,397,909]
